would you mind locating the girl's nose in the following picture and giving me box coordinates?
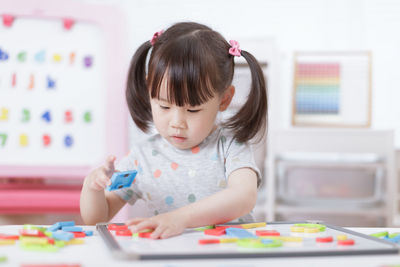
[170,109,186,129]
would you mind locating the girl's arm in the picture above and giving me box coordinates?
[80,156,126,225]
[127,167,258,238]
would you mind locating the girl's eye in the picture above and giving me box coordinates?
[187,109,200,113]
[160,105,170,110]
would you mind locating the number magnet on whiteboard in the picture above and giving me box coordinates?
[28,74,34,90]
[2,15,14,27]
[53,54,62,63]
[41,110,51,123]
[0,108,9,121]
[0,48,9,61]
[0,133,7,147]
[19,134,28,147]
[63,18,75,30]
[34,50,45,63]
[47,76,56,89]
[17,51,27,62]
[64,135,73,147]
[83,56,93,68]
[11,73,16,87]
[65,110,73,123]
[83,111,92,123]
[21,109,30,122]
[70,52,76,65]
[43,134,51,147]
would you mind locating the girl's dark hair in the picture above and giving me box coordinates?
[126,22,268,143]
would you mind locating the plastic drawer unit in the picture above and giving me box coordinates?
[275,152,385,207]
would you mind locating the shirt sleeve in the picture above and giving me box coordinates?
[112,149,142,205]
[224,138,262,188]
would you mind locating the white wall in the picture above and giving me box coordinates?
[81,0,400,147]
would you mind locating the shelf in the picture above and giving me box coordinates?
[0,183,81,214]
[275,205,386,217]
[391,215,400,226]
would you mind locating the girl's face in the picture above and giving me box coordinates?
[150,85,234,150]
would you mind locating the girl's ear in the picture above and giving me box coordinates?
[219,85,235,111]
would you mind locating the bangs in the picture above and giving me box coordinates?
[148,37,218,107]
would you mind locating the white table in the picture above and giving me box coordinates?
[1,226,400,267]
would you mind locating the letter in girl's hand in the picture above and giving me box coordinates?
[106,170,137,191]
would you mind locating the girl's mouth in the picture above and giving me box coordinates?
[171,136,186,142]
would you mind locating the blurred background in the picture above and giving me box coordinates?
[1,0,400,227]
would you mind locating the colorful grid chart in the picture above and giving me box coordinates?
[292,52,371,127]
[0,1,127,178]
[295,63,340,114]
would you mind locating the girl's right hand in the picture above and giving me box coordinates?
[86,155,117,191]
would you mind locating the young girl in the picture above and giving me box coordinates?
[80,22,268,239]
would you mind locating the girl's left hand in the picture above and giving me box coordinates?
[126,211,187,239]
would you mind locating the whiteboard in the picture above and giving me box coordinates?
[0,0,128,178]
[97,222,398,260]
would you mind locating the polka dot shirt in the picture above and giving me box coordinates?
[114,126,261,222]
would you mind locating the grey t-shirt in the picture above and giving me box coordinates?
[114,126,261,222]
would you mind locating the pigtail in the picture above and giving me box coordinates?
[126,41,153,132]
[224,50,268,143]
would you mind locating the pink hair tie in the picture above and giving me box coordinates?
[228,40,241,57]
[150,30,164,45]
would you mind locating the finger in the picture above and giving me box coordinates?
[131,220,157,233]
[150,226,165,239]
[97,172,113,188]
[126,217,146,226]
[160,228,174,239]
[91,180,103,191]
[99,175,111,187]
[104,155,116,173]
[93,179,106,190]
[95,174,109,189]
